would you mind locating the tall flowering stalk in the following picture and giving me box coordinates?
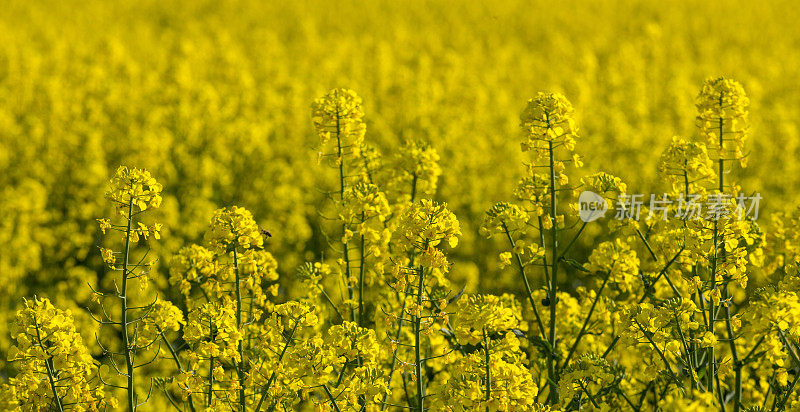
[695,77,751,411]
[482,92,581,404]
[630,77,764,410]
[205,206,266,411]
[91,166,165,411]
[170,206,282,410]
[310,89,398,409]
[520,92,579,404]
[377,139,442,410]
[481,93,675,407]
[339,182,391,327]
[391,199,461,411]
[312,89,368,325]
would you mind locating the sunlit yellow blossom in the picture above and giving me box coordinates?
[696,76,750,167]
[105,166,163,216]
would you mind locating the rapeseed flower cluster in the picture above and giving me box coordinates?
[3,298,115,411]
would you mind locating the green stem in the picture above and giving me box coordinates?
[381,248,419,410]
[777,329,800,367]
[702,292,715,396]
[121,196,136,411]
[546,137,559,404]
[413,263,425,412]
[709,217,718,400]
[233,248,246,411]
[741,335,766,365]
[255,318,301,412]
[775,367,800,411]
[635,320,679,384]
[358,212,367,327]
[334,98,356,324]
[578,380,599,408]
[725,283,741,411]
[319,286,344,322]
[674,315,697,391]
[380,286,410,410]
[717,107,742,412]
[602,336,619,358]
[160,331,197,412]
[558,221,586,260]
[483,327,491,411]
[502,224,547,342]
[715,370,727,412]
[33,315,64,412]
[561,272,610,370]
[617,387,640,412]
[635,228,659,262]
[381,184,418,410]
[208,326,215,406]
[322,385,343,412]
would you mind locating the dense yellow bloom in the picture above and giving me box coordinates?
[169,244,217,297]
[696,76,750,167]
[395,199,461,253]
[434,343,539,411]
[765,207,800,274]
[5,298,115,410]
[480,202,530,238]
[520,92,578,155]
[136,299,184,346]
[454,294,522,344]
[311,88,367,163]
[384,140,442,201]
[184,301,243,363]
[105,166,163,216]
[658,136,716,193]
[580,172,628,197]
[683,200,763,288]
[205,206,265,253]
[744,288,800,342]
[558,355,617,408]
[577,172,628,213]
[584,239,640,292]
[274,300,320,328]
[659,391,717,412]
[340,183,391,225]
[271,321,387,409]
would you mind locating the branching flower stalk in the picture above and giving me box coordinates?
[413,261,426,412]
[696,76,750,411]
[482,327,491,411]
[253,316,302,412]
[380,143,442,410]
[484,92,579,404]
[393,199,461,411]
[33,314,64,412]
[312,88,367,325]
[93,166,165,412]
[204,206,270,409]
[437,294,539,410]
